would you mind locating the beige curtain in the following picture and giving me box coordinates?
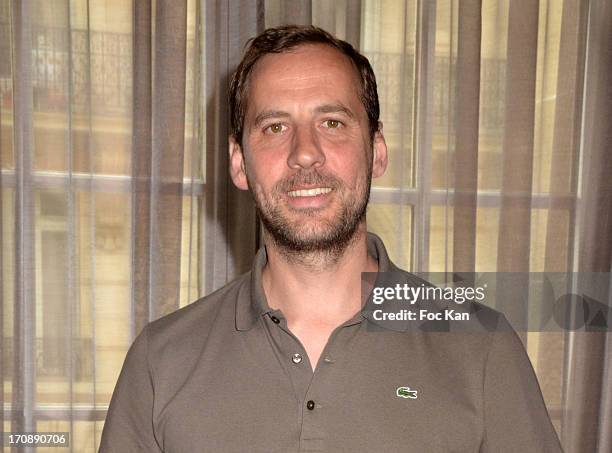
[0,0,259,450]
[202,0,261,292]
[131,0,189,336]
[562,1,612,450]
[1,0,611,451]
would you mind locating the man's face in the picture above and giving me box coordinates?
[229,44,387,253]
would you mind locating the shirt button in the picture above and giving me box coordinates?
[306,400,315,410]
[292,353,302,364]
[270,315,280,324]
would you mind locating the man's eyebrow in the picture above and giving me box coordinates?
[253,110,291,128]
[314,104,356,119]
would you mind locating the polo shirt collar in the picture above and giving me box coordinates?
[236,232,396,331]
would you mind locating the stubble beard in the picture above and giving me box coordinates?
[248,166,372,265]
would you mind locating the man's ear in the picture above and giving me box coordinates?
[372,121,388,178]
[229,136,249,191]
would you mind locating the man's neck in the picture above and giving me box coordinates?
[261,224,378,328]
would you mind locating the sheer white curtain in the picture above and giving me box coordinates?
[0,0,259,450]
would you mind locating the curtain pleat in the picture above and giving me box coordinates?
[494,0,539,338]
[311,0,362,48]
[0,0,8,436]
[0,67,3,446]
[203,0,230,293]
[185,0,203,306]
[563,1,612,450]
[10,0,36,438]
[576,1,612,276]
[226,1,264,279]
[63,0,77,444]
[452,0,481,274]
[131,0,153,336]
[84,1,99,447]
[536,0,589,443]
[131,0,188,334]
[598,332,612,452]
[0,0,5,436]
[543,0,588,273]
[151,0,188,316]
[563,331,609,452]
[203,0,261,293]
[343,0,362,49]
[496,0,538,273]
[266,0,312,26]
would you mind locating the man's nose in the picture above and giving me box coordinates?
[287,125,325,169]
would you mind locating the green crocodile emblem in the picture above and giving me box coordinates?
[396,386,418,399]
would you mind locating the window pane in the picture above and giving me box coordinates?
[183,0,202,180]
[368,202,412,270]
[180,195,201,308]
[2,188,14,399]
[475,206,499,271]
[429,205,453,272]
[31,190,127,407]
[0,0,14,170]
[89,192,131,406]
[532,0,564,195]
[478,0,509,191]
[30,0,133,175]
[430,0,457,190]
[73,420,99,453]
[363,0,417,189]
[530,208,570,272]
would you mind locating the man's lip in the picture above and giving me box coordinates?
[286,184,334,191]
[286,187,333,197]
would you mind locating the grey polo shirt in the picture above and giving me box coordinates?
[100,233,563,452]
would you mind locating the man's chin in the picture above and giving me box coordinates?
[255,196,369,255]
[263,218,364,254]
[272,233,349,253]
[276,227,339,249]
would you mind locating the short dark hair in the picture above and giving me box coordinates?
[229,25,380,146]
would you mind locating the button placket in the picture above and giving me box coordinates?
[265,312,314,405]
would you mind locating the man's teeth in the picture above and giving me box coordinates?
[287,187,332,197]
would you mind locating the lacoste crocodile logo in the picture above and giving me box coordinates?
[396,386,418,399]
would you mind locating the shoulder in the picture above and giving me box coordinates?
[142,272,250,359]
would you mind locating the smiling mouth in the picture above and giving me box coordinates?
[287,187,333,197]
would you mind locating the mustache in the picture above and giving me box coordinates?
[274,170,341,193]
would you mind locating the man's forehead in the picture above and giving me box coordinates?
[248,43,360,87]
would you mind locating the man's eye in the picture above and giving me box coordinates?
[266,123,285,134]
[324,119,342,129]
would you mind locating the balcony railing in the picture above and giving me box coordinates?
[366,51,506,133]
[0,24,196,117]
[0,26,505,131]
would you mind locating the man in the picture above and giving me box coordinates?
[100,26,562,452]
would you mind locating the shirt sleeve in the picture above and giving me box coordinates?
[480,315,564,452]
[99,326,162,453]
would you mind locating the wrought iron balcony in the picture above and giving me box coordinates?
[0,25,505,131]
